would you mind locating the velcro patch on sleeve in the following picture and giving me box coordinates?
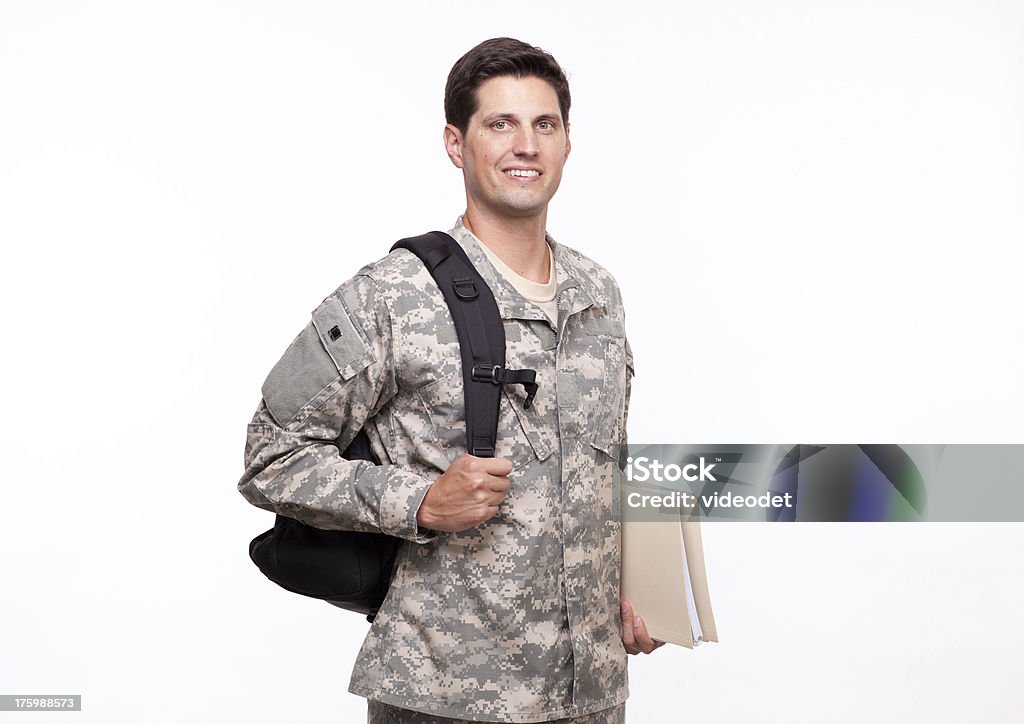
[262,322,343,426]
[261,296,371,426]
[311,295,371,378]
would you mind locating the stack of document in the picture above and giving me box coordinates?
[621,512,718,649]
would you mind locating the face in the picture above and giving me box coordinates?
[444,75,571,222]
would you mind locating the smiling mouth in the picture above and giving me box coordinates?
[504,169,541,178]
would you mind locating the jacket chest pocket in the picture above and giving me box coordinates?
[576,306,628,459]
[416,369,547,471]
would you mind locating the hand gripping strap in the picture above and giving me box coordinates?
[391,232,539,457]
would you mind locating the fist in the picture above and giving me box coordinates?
[416,454,513,532]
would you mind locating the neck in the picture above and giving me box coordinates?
[463,205,551,284]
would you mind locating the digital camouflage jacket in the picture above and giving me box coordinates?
[239,219,633,722]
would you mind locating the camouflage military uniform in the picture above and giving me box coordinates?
[239,218,633,723]
[367,699,625,723]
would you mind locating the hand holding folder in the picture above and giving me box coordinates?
[621,509,719,649]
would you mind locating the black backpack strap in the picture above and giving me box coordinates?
[391,231,539,458]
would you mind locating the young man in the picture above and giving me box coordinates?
[239,38,659,723]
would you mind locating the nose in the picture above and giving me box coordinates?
[512,126,540,157]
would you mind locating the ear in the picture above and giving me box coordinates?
[564,122,571,162]
[444,124,465,169]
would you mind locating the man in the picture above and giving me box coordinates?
[239,38,660,723]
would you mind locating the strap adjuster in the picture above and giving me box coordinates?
[471,364,538,409]
[472,364,502,383]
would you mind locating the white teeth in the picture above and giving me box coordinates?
[505,169,539,177]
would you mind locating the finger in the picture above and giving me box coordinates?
[620,601,636,648]
[480,456,514,475]
[484,474,511,493]
[485,489,508,507]
[633,616,660,654]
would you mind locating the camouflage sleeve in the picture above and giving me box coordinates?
[237,273,436,543]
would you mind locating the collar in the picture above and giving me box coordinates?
[448,216,609,322]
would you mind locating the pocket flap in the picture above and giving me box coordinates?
[581,310,625,337]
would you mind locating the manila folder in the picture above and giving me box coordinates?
[621,515,699,648]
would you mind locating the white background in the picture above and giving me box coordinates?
[1,1,1022,722]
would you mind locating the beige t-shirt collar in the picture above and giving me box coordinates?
[465,227,558,326]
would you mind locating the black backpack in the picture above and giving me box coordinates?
[248,231,538,620]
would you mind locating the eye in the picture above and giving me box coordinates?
[492,120,510,131]
[537,120,554,131]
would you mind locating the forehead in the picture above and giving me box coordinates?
[472,75,561,119]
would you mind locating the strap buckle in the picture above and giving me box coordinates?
[472,364,502,383]
[471,364,538,409]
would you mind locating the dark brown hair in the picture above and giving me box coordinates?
[444,37,571,134]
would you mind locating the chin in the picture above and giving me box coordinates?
[498,193,552,215]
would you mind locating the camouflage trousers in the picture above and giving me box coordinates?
[366,700,626,724]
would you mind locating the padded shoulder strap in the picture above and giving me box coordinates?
[392,231,537,458]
